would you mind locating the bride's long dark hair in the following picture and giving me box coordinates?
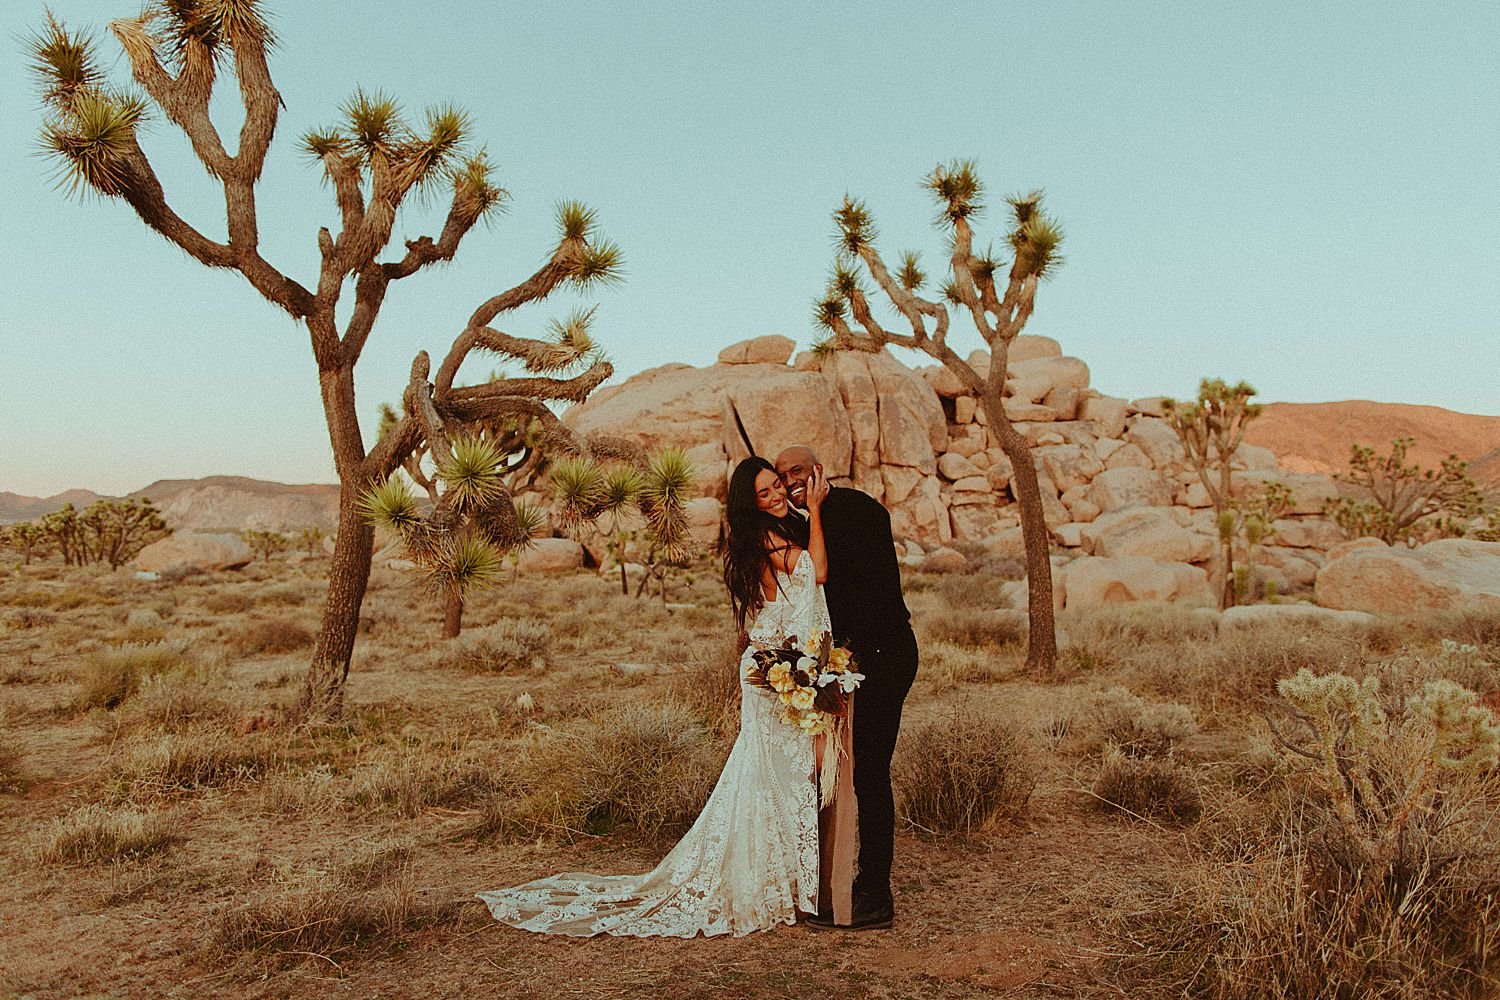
[722,457,808,633]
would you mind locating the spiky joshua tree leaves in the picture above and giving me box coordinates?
[1162,379,1264,610]
[29,5,627,718]
[550,448,696,601]
[1325,438,1487,545]
[363,436,548,638]
[814,161,1063,676]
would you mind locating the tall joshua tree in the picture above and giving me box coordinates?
[815,161,1063,676]
[30,6,626,717]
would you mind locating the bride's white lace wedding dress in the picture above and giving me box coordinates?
[476,550,831,937]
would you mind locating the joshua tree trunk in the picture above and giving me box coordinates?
[978,383,1057,674]
[301,491,374,717]
[443,591,464,640]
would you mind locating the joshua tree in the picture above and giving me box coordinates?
[39,504,85,566]
[294,527,325,557]
[814,161,1063,676]
[1162,379,1264,609]
[1325,438,1486,545]
[79,498,170,569]
[3,523,46,565]
[30,6,626,717]
[241,528,289,563]
[550,449,696,599]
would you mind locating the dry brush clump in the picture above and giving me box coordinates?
[34,803,176,864]
[111,727,281,799]
[1127,665,1500,998]
[209,848,460,967]
[345,740,510,818]
[501,702,723,841]
[234,617,315,656]
[75,641,194,711]
[895,711,1039,837]
[923,608,1028,649]
[441,619,552,673]
[1088,688,1202,824]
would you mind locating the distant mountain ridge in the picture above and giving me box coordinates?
[1,476,340,532]
[1243,401,1500,488]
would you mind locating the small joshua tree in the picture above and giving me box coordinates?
[1325,437,1486,545]
[550,449,696,598]
[30,6,627,716]
[814,161,1063,676]
[362,436,549,639]
[3,523,46,565]
[1162,379,1264,610]
[241,528,289,563]
[79,498,170,569]
[1234,481,1293,603]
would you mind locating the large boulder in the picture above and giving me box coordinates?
[1315,538,1500,615]
[1125,417,1186,469]
[683,497,724,548]
[724,370,854,477]
[1079,395,1128,439]
[131,531,252,573]
[1062,556,1215,608]
[1007,356,1090,394]
[1231,471,1342,515]
[565,362,740,453]
[1035,444,1103,494]
[1087,467,1173,512]
[717,335,795,365]
[1079,506,1216,563]
[516,537,585,574]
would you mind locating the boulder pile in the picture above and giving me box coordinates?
[562,335,1499,613]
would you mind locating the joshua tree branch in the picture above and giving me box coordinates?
[445,360,614,406]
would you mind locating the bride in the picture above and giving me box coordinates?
[477,456,856,936]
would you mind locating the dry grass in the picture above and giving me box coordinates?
[443,619,552,673]
[503,701,724,840]
[202,590,255,613]
[345,741,509,818]
[35,804,176,864]
[235,618,314,656]
[1092,750,1202,824]
[111,727,280,798]
[1089,687,1197,757]
[895,710,1039,837]
[74,641,194,710]
[923,608,1027,649]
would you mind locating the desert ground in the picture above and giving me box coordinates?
[2,551,1498,999]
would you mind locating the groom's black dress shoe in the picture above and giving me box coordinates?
[804,895,894,931]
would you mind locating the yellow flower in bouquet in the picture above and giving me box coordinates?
[789,687,816,711]
[826,647,852,672]
[767,662,795,693]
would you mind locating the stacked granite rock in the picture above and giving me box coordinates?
[560,334,1500,613]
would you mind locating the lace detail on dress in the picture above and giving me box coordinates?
[477,551,829,937]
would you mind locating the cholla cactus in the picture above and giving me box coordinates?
[1273,667,1500,871]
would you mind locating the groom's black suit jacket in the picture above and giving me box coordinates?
[818,487,913,655]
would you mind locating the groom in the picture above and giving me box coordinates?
[776,445,920,931]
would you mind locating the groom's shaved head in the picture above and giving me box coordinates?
[775,446,819,509]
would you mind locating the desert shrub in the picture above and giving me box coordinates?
[75,642,193,710]
[159,564,207,584]
[35,804,175,864]
[120,663,237,732]
[7,607,56,630]
[1133,669,1500,997]
[1423,607,1500,651]
[113,728,278,797]
[924,608,1027,649]
[259,765,339,816]
[234,618,313,656]
[443,619,551,673]
[257,584,305,607]
[201,590,254,614]
[345,742,509,818]
[922,641,1002,691]
[895,711,1039,836]
[210,862,457,964]
[50,587,104,610]
[0,732,23,792]
[115,623,167,645]
[1092,749,1202,823]
[8,589,55,608]
[672,639,742,739]
[1090,687,1197,758]
[506,702,722,840]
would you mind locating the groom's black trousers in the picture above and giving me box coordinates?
[851,627,919,901]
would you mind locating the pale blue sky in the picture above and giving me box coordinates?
[2,2,1497,496]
